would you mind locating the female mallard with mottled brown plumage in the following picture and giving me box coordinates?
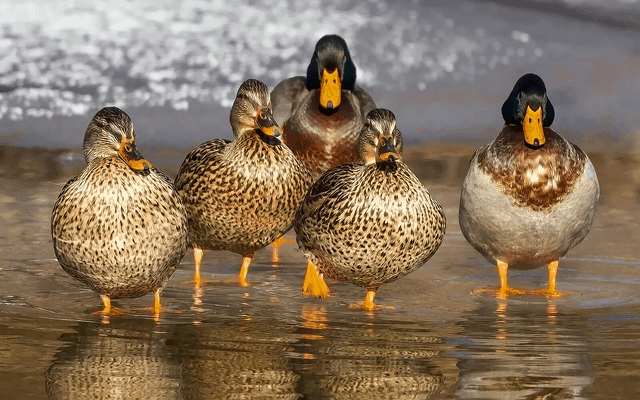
[174,79,313,287]
[271,34,376,178]
[51,107,188,317]
[294,108,446,310]
[459,73,600,298]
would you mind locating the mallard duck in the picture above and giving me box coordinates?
[294,108,446,310]
[174,79,313,287]
[51,107,188,316]
[459,73,600,298]
[271,34,377,178]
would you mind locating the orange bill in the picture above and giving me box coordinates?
[523,105,545,147]
[118,136,152,172]
[319,68,341,109]
[256,108,281,137]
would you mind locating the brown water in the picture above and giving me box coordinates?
[1,144,639,399]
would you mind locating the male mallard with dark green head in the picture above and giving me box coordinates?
[51,107,188,317]
[459,73,600,298]
[295,108,446,310]
[271,34,377,178]
[175,79,313,287]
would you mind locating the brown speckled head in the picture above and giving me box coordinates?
[83,107,152,174]
[230,79,281,141]
[358,108,404,165]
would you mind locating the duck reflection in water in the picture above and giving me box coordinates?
[45,318,181,400]
[166,315,301,399]
[455,299,593,399]
[291,305,451,399]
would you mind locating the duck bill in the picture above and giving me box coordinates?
[523,105,545,148]
[118,137,152,172]
[257,110,282,138]
[378,140,400,162]
[319,68,341,110]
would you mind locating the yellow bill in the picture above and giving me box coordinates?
[319,68,341,109]
[523,105,545,147]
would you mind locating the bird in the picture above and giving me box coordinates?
[271,34,377,178]
[459,73,600,298]
[294,108,446,310]
[51,106,188,317]
[174,79,313,287]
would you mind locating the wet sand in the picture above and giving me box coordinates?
[0,144,639,399]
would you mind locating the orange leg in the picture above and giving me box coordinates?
[238,253,253,287]
[473,260,525,298]
[193,247,204,287]
[153,289,162,321]
[496,260,526,298]
[348,288,393,311]
[100,294,111,314]
[302,260,330,299]
[271,236,286,266]
[364,289,377,310]
[541,260,562,297]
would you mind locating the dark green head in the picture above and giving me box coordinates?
[501,73,555,148]
[306,34,357,110]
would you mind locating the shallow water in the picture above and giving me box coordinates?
[1,145,639,399]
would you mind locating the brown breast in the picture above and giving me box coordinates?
[477,125,586,212]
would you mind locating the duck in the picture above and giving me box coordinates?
[174,79,314,287]
[294,108,446,310]
[271,34,377,178]
[459,73,600,298]
[51,107,188,317]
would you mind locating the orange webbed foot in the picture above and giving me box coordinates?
[302,260,331,299]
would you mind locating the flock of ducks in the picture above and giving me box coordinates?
[51,34,600,316]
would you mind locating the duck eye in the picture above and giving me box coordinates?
[125,145,132,153]
[259,112,266,120]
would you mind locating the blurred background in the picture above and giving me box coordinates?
[0,0,638,152]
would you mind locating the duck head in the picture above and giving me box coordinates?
[501,73,555,149]
[230,79,281,143]
[83,107,152,174]
[306,34,357,111]
[359,108,404,165]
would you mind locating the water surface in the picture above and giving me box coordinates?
[1,145,639,399]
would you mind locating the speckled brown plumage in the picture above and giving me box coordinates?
[51,107,188,307]
[477,125,587,212]
[271,34,376,178]
[295,109,446,307]
[174,79,313,284]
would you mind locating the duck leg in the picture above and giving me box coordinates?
[348,288,394,311]
[302,260,330,299]
[193,247,204,287]
[100,294,112,314]
[92,294,124,318]
[153,289,162,316]
[473,260,525,298]
[238,253,253,287]
[364,289,377,310]
[271,236,286,266]
[496,260,525,298]
[539,260,562,297]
